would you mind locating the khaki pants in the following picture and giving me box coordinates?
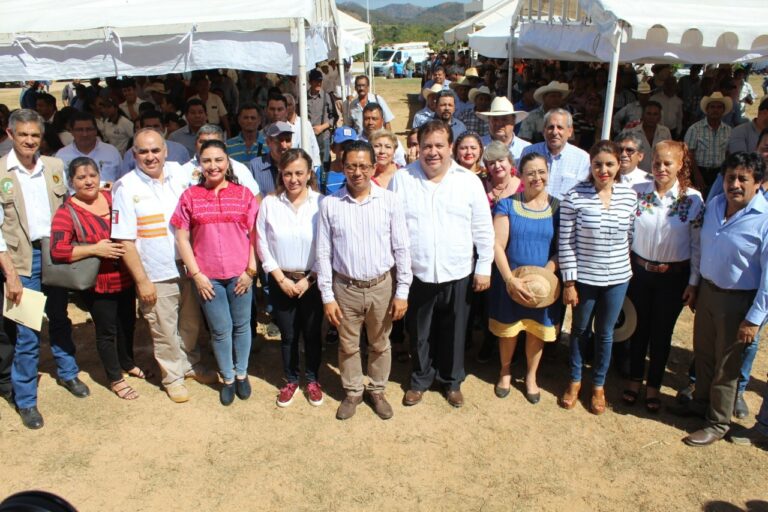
[140,277,202,387]
[333,272,394,396]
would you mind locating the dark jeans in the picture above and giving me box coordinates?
[0,282,15,396]
[270,281,323,383]
[81,288,137,383]
[407,275,472,391]
[627,260,689,389]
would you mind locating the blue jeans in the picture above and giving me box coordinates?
[13,249,79,408]
[196,278,252,382]
[569,281,630,387]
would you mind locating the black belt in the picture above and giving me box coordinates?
[283,270,312,281]
[632,253,690,274]
[31,240,42,249]
[703,279,756,295]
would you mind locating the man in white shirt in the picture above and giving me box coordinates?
[620,101,673,171]
[390,120,494,408]
[0,109,86,429]
[120,111,191,177]
[477,96,530,166]
[359,103,407,168]
[55,111,121,185]
[283,93,321,167]
[112,128,217,403]
[316,140,412,420]
[119,79,149,123]
[180,124,260,196]
[190,75,231,137]
[650,76,684,139]
[345,75,394,134]
[614,132,651,189]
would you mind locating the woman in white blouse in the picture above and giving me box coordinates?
[623,140,702,412]
[559,140,637,415]
[256,148,325,408]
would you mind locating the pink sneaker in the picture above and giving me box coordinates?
[276,382,299,407]
[306,381,324,406]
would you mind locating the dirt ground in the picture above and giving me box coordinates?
[0,77,767,512]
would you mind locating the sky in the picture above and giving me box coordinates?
[345,0,469,8]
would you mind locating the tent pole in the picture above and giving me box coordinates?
[338,50,347,100]
[297,17,309,151]
[601,22,623,140]
[368,43,375,94]
[507,17,516,100]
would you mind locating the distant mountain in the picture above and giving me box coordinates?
[338,2,465,25]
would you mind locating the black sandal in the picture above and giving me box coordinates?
[622,389,640,405]
[645,396,662,413]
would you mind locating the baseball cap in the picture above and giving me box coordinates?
[309,69,323,82]
[333,126,358,144]
[265,121,295,138]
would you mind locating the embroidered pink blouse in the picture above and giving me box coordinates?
[171,182,258,279]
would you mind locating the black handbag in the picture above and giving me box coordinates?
[41,204,101,290]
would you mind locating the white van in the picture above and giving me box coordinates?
[372,42,431,78]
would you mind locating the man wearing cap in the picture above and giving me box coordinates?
[226,104,266,164]
[307,69,338,170]
[55,111,122,185]
[518,81,570,143]
[728,96,768,154]
[0,109,87,429]
[169,99,208,156]
[685,92,733,194]
[316,140,412,421]
[520,108,590,201]
[249,121,294,196]
[413,84,441,129]
[434,91,467,141]
[477,96,530,165]
[323,126,358,195]
[360,103,407,168]
[112,128,217,404]
[392,120,494,408]
[121,111,190,177]
[345,75,394,135]
[181,124,259,195]
[613,82,653,134]
[457,86,492,137]
[449,77,474,114]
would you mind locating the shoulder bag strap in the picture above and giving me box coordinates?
[66,203,89,243]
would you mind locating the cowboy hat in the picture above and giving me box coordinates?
[468,86,493,103]
[422,83,443,101]
[144,82,168,95]
[597,297,637,343]
[449,76,475,90]
[700,92,733,115]
[509,266,561,308]
[465,67,480,78]
[533,81,570,104]
[475,96,529,123]
[634,82,652,95]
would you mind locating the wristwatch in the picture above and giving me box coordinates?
[245,267,258,278]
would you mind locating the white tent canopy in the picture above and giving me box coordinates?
[443,0,520,44]
[338,10,372,58]
[0,0,337,80]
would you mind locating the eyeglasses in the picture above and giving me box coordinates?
[343,164,373,172]
[619,146,638,155]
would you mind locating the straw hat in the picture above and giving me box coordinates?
[700,92,733,115]
[144,82,168,95]
[475,96,529,123]
[449,76,475,90]
[533,81,570,104]
[465,67,480,78]
[599,298,637,343]
[509,266,561,308]
[634,82,652,95]
[421,83,443,101]
[468,85,493,103]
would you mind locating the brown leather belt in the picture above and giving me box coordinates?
[335,271,389,288]
[284,270,311,281]
[633,254,690,274]
[703,279,756,295]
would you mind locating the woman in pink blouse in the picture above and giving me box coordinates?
[171,139,259,406]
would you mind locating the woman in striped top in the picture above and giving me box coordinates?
[50,156,144,400]
[172,140,260,406]
[558,140,637,415]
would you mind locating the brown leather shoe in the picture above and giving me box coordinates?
[335,394,363,420]
[683,429,724,447]
[366,392,394,420]
[590,387,606,415]
[559,381,581,410]
[446,389,464,408]
[403,389,423,406]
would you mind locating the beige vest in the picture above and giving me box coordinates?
[0,154,68,276]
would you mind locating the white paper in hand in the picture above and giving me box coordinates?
[3,286,47,332]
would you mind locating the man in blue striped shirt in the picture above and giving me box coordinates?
[226,104,265,164]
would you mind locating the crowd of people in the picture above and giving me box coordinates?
[0,58,766,451]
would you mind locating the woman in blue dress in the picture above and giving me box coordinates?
[489,152,561,404]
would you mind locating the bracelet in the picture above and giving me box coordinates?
[191,270,201,278]
[245,267,258,278]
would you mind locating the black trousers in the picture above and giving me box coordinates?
[407,275,472,391]
[0,287,16,396]
[81,288,137,383]
[270,282,323,384]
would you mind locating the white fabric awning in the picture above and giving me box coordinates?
[444,0,519,44]
[338,10,372,58]
[0,0,336,80]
